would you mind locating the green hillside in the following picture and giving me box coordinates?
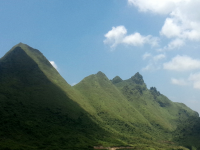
[111,73,200,148]
[0,43,199,150]
[74,71,200,149]
[0,44,118,150]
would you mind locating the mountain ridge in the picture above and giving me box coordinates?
[0,43,199,150]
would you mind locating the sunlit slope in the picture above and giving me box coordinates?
[74,72,167,141]
[0,43,199,149]
[112,73,198,130]
[0,45,117,149]
[112,72,200,147]
[75,71,200,148]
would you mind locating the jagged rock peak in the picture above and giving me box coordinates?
[150,87,161,96]
[111,76,123,84]
[131,72,144,85]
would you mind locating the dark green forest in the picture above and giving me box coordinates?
[0,43,199,150]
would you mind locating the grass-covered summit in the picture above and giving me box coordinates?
[0,43,116,150]
[75,71,200,149]
[0,43,199,150]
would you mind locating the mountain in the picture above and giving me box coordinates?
[75,71,200,149]
[111,73,200,148]
[0,43,199,150]
[0,43,117,150]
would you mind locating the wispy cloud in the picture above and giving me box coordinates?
[142,53,166,71]
[163,55,200,71]
[71,83,77,86]
[171,78,188,86]
[142,52,152,60]
[153,54,166,62]
[189,72,200,89]
[158,38,185,51]
[170,72,200,90]
[142,63,160,71]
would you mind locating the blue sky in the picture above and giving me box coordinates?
[1,0,200,113]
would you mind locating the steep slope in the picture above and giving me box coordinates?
[1,43,199,150]
[74,72,151,135]
[112,72,200,148]
[74,72,165,148]
[75,71,200,149]
[0,44,117,150]
[3,43,79,100]
[112,73,197,131]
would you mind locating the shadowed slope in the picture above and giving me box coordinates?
[1,43,200,149]
[0,45,118,149]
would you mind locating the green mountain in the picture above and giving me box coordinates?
[0,43,199,150]
[0,43,116,150]
[74,71,200,149]
[111,73,200,148]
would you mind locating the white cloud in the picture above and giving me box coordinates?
[142,52,152,60]
[128,0,183,14]
[142,63,158,71]
[123,33,159,47]
[189,72,200,89]
[153,54,166,62]
[49,61,58,70]
[128,0,200,51]
[104,26,127,48]
[161,10,200,41]
[167,38,185,50]
[104,26,159,48]
[160,18,182,38]
[163,55,200,71]
[171,78,187,86]
[169,73,200,90]
[159,38,185,51]
[123,32,145,46]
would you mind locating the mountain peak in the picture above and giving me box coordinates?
[12,42,29,51]
[130,72,144,85]
[1,43,48,66]
[16,42,25,46]
[111,76,123,84]
[1,43,74,97]
[96,71,107,77]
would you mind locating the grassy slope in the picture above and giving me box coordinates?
[0,45,119,150]
[0,43,199,149]
[112,73,200,149]
[74,72,151,135]
[74,71,200,149]
[113,73,198,130]
[17,43,97,121]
